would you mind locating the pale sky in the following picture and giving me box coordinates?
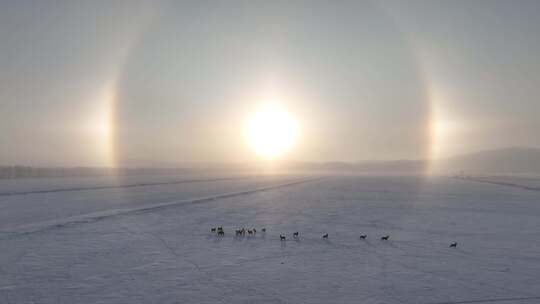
[1,0,539,167]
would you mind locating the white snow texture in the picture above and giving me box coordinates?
[1,174,540,304]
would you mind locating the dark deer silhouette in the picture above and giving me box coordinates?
[359,234,367,239]
[247,230,253,235]
[280,235,286,241]
[293,232,299,237]
[210,228,216,233]
[322,234,328,239]
[381,235,389,240]
[449,242,458,248]
[217,230,224,236]
[261,228,266,232]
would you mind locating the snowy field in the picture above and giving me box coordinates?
[1,175,540,304]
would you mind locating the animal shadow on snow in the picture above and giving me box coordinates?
[206,232,222,243]
[208,233,223,243]
[233,235,244,242]
[361,239,374,247]
[322,237,333,246]
[382,239,399,249]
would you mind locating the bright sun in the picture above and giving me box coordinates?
[244,104,299,160]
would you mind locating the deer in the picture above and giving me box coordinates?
[381,235,390,240]
[280,235,286,241]
[449,242,458,248]
[322,234,328,239]
[293,232,299,238]
[359,234,367,239]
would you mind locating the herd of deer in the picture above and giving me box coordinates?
[210,227,458,248]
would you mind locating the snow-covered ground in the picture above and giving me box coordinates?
[1,175,540,304]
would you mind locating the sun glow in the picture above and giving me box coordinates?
[83,83,116,167]
[428,86,461,161]
[244,103,299,160]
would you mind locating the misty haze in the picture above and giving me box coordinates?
[1,1,540,304]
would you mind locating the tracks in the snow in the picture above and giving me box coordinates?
[455,176,540,192]
[0,176,248,197]
[1,177,323,236]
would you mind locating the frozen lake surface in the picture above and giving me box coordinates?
[1,175,540,304]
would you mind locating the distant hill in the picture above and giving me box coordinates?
[281,147,540,175]
[274,160,428,175]
[433,147,540,175]
[2,147,540,179]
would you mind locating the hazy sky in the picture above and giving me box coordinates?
[1,0,539,166]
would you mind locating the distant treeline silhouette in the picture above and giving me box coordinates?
[0,166,196,180]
